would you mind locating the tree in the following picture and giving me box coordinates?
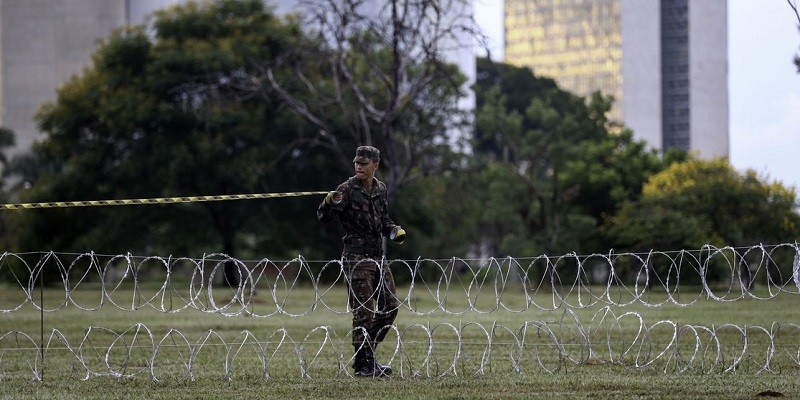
[606,158,800,285]
[607,158,800,251]
[6,0,342,271]
[789,0,800,71]
[0,127,15,249]
[0,128,15,169]
[192,0,482,199]
[469,59,680,256]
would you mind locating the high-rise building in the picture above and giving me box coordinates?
[0,0,182,154]
[504,0,728,158]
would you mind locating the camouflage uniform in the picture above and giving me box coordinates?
[317,153,401,374]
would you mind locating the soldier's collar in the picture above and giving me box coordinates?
[350,176,378,192]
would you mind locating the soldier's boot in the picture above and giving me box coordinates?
[372,343,392,376]
[374,360,392,376]
[353,347,388,378]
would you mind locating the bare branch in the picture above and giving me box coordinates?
[229,0,482,194]
[788,0,800,73]
[789,0,800,25]
[264,68,331,136]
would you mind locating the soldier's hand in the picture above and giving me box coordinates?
[390,226,406,244]
[324,191,343,205]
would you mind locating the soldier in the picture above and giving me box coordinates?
[317,145,406,378]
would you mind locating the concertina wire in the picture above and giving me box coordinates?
[1,243,799,380]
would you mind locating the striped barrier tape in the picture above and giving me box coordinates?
[0,191,329,210]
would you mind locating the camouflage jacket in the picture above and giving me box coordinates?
[317,176,398,257]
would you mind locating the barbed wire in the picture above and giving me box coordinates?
[1,243,800,380]
[2,310,800,381]
[1,243,798,315]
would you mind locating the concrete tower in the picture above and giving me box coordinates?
[0,0,476,155]
[0,0,183,154]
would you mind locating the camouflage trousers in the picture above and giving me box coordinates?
[343,254,400,351]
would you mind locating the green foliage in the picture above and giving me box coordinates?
[261,15,470,196]
[0,127,15,252]
[2,3,798,293]
[0,127,15,167]
[393,170,483,259]
[465,58,681,257]
[5,0,341,262]
[607,158,800,252]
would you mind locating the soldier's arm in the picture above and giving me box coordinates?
[378,187,398,235]
[317,184,347,223]
[317,197,334,223]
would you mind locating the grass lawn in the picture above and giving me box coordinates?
[1,279,800,399]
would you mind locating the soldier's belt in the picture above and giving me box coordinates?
[343,245,383,258]
[343,236,382,257]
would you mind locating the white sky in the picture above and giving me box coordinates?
[473,0,800,193]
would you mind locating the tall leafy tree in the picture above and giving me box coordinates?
[0,127,15,249]
[607,158,800,252]
[0,128,14,169]
[606,158,800,285]
[470,58,678,256]
[202,0,480,198]
[7,0,341,267]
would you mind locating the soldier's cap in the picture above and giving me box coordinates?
[353,146,380,164]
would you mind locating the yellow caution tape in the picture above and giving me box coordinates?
[0,191,329,210]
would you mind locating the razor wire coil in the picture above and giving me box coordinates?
[3,313,800,381]
[1,243,799,315]
[1,243,799,380]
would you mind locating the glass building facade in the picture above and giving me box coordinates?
[504,0,729,158]
[505,0,623,120]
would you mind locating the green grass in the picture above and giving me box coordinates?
[1,281,800,399]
